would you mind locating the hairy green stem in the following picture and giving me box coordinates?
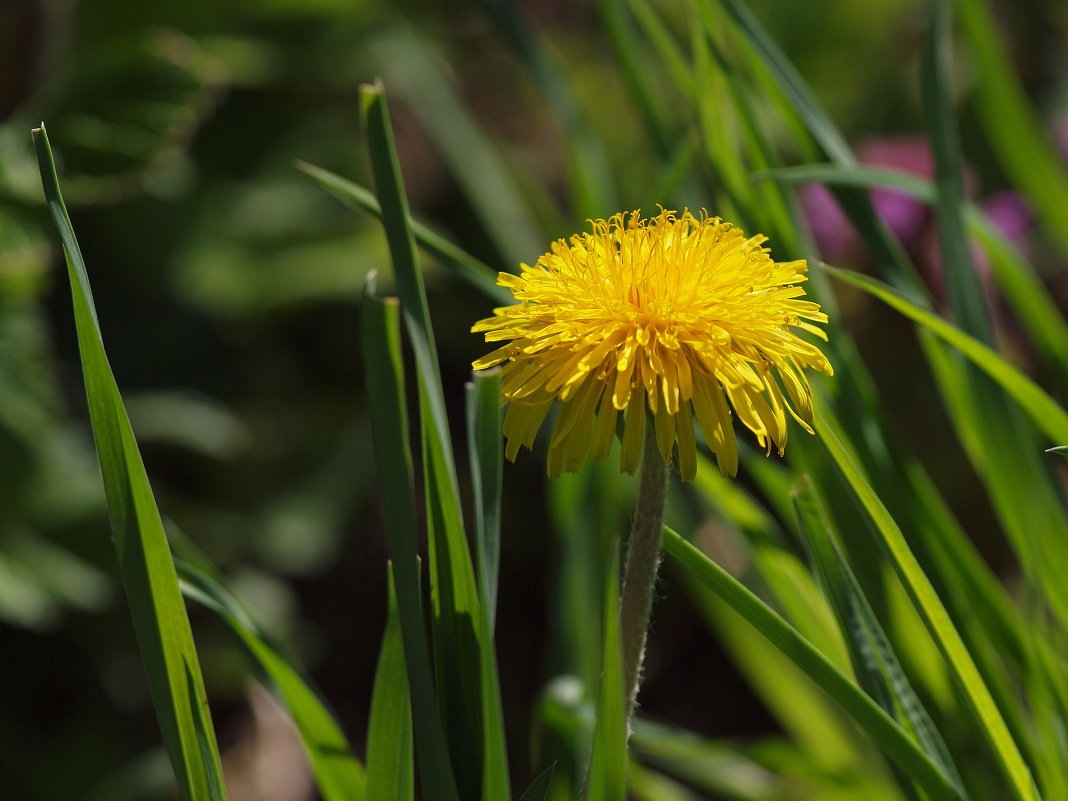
[620,421,669,732]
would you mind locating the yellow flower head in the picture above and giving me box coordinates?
[471,209,833,481]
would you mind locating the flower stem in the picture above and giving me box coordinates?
[620,420,669,733]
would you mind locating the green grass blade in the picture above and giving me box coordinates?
[599,0,707,211]
[707,0,851,165]
[663,527,964,801]
[648,139,700,210]
[621,0,695,101]
[549,461,629,690]
[467,371,504,629]
[678,564,865,774]
[792,477,965,797]
[693,455,851,673]
[516,764,556,801]
[365,567,414,801]
[759,163,1068,377]
[756,163,929,195]
[599,0,674,158]
[484,0,619,218]
[465,371,510,801]
[920,329,1068,684]
[971,222,1068,382]
[584,538,627,801]
[362,81,485,800]
[689,20,752,223]
[955,0,1068,260]
[922,0,1068,656]
[627,761,705,801]
[372,24,545,265]
[709,0,920,291]
[484,0,619,217]
[177,561,366,801]
[898,460,1024,666]
[696,27,804,257]
[888,458,1048,764]
[923,0,990,339]
[32,123,227,801]
[295,161,509,304]
[824,265,1068,445]
[360,278,459,801]
[629,719,784,800]
[185,668,224,801]
[815,413,1039,801]
[1022,617,1068,801]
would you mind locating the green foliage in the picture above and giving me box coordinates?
[365,568,414,801]
[178,558,366,801]
[21,0,1068,799]
[34,124,227,801]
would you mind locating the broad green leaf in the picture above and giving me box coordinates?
[33,123,227,801]
[584,538,627,801]
[823,265,1068,446]
[816,414,1038,801]
[361,82,484,801]
[360,279,459,801]
[295,161,509,304]
[365,568,414,801]
[663,526,964,801]
[177,561,365,801]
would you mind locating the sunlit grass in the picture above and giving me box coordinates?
[29,0,1068,800]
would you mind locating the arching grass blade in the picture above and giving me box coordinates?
[32,123,227,801]
[792,476,965,797]
[823,265,1068,446]
[816,414,1039,801]
[295,161,509,304]
[177,560,366,801]
[663,526,965,801]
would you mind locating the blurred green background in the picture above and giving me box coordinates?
[2,0,1066,798]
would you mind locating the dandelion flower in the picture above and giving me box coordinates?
[471,209,833,481]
